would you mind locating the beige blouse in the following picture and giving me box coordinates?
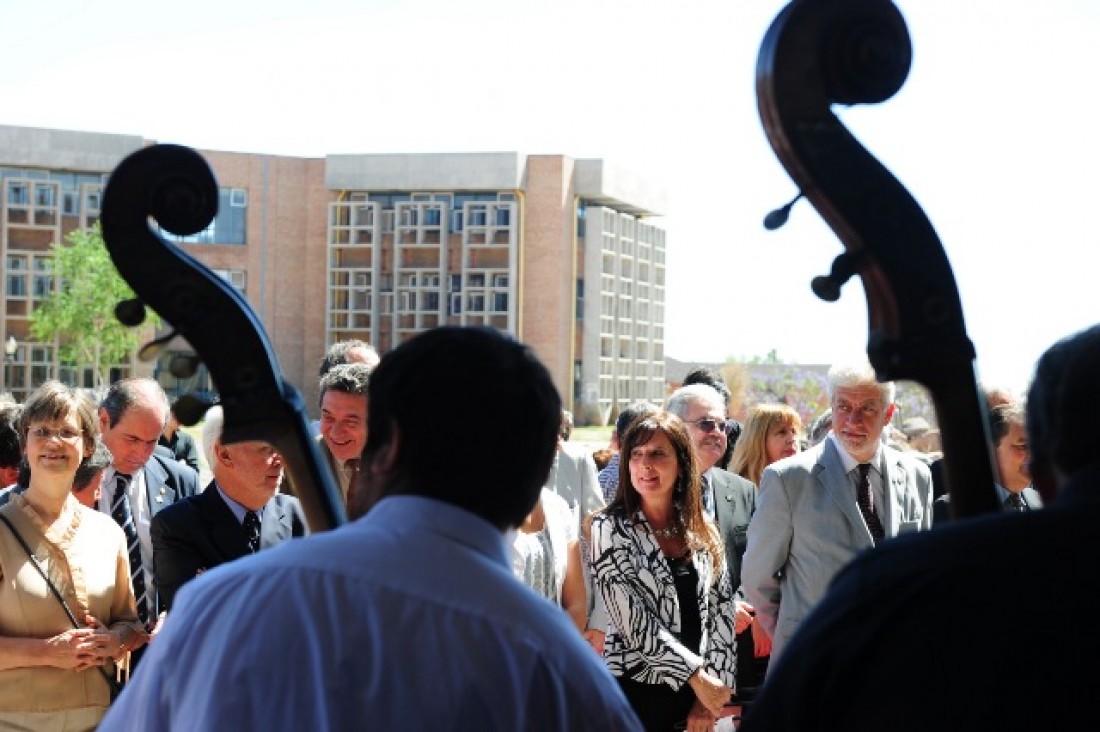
[0,492,140,729]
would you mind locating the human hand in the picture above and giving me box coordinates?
[685,699,718,732]
[583,629,605,656]
[751,618,772,657]
[733,600,754,634]
[44,627,103,671]
[688,668,732,717]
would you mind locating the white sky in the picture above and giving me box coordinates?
[3,0,1098,395]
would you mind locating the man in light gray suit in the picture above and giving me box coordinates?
[742,361,933,666]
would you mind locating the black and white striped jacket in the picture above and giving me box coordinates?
[591,511,738,690]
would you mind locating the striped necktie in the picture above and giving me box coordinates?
[1005,493,1028,512]
[111,474,148,624]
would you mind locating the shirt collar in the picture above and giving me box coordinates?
[215,483,264,525]
[361,495,510,568]
[829,432,883,475]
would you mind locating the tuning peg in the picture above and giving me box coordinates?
[811,250,865,302]
[169,352,202,379]
[172,393,212,427]
[115,298,147,327]
[763,192,804,231]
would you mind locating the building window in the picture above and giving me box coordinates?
[212,268,246,292]
[162,187,247,245]
[32,256,52,298]
[6,181,28,206]
[6,272,27,298]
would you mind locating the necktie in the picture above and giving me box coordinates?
[856,463,886,543]
[1005,493,1028,512]
[700,474,716,519]
[111,474,148,624]
[343,458,361,512]
[243,511,261,553]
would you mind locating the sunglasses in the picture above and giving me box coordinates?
[685,417,729,434]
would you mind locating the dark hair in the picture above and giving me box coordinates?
[604,411,724,577]
[319,339,378,378]
[0,403,22,469]
[683,366,731,404]
[318,362,371,406]
[988,402,1025,448]
[615,401,659,440]
[1028,324,1100,487]
[74,439,113,491]
[100,378,169,429]
[363,326,561,529]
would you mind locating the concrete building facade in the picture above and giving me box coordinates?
[1,124,666,423]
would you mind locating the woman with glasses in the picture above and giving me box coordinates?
[0,381,146,730]
[591,412,736,731]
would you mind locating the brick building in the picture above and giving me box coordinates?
[0,124,666,423]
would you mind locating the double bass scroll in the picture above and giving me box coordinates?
[100,144,346,532]
[757,0,999,518]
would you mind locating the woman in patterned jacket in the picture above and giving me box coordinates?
[591,411,737,731]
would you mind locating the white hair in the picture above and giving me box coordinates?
[201,405,225,470]
[666,383,725,419]
[826,361,896,405]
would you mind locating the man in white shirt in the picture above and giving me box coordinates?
[101,326,640,731]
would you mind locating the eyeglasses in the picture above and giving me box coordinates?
[30,426,84,443]
[684,417,729,434]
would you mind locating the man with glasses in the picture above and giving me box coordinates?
[742,361,933,667]
[666,384,766,696]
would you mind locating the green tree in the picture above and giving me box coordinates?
[29,223,157,388]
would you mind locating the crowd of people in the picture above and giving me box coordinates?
[0,322,1079,731]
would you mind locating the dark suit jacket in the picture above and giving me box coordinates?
[932,485,1044,524]
[141,453,201,522]
[707,467,757,598]
[151,480,308,612]
[708,467,765,692]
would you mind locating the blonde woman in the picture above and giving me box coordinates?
[0,381,146,730]
[727,404,803,486]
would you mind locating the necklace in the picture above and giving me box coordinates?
[651,523,682,539]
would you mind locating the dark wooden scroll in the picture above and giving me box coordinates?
[100,144,346,531]
[757,0,998,517]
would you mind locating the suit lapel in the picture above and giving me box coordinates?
[259,498,290,549]
[142,458,172,516]
[881,451,908,535]
[199,487,250,562]
[817,440,873,543]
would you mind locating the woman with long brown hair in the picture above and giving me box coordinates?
[591,412,736,731]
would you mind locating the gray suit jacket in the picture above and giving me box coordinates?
[742,437,932,663]
[708,467,757,599]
